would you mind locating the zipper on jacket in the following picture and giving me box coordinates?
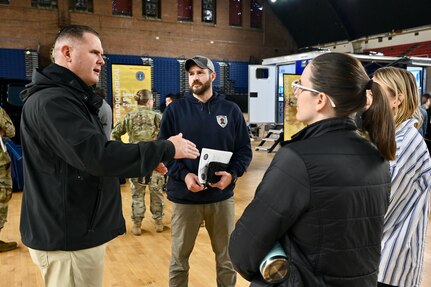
[88,180,103,233]
[199,100,212,114]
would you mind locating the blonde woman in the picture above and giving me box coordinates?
[374,67,431,287]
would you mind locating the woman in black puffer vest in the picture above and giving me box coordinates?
[229,52,396,287]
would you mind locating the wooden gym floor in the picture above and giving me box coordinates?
[0,144,430,286]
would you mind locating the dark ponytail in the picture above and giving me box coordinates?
[310,53,396,161]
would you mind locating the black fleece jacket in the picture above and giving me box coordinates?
[19,64,175,251]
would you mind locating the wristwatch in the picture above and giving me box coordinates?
[231,173,238,185]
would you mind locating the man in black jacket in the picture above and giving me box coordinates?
[19,25,199,287]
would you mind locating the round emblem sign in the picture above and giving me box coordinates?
[136,71,145,81]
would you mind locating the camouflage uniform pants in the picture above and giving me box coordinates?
[130,171,164,224]
[0,163,12,231]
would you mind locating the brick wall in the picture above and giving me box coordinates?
[0,0,296,66]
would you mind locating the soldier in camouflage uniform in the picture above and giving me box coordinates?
[0,107,17,252]
[112,89,165,235]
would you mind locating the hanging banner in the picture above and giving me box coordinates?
[111,64,152,126]
[283,74,306,140]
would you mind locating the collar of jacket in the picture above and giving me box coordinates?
[185,92,225,104]
[281,117,357,146]
[185,92,225,114]
[21,63,102,115]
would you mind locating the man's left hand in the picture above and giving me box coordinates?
[154,163,168,175]
[208,171,233,190]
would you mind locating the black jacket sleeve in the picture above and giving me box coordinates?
[37,94,174,178]
[228,147,310,281]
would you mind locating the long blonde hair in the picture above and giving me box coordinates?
[373,67,420,129]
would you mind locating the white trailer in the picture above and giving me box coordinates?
[248,50,431,148]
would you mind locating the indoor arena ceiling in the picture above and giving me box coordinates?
[267,0,431,49]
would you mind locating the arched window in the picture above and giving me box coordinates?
[113,0,132,16]
[202,0,216,24]
[69,0,93,12]
[31,0,57,8]
[143,0,161,19]
[178,0,193,21]
[229,0,242,27]
[250,0,262,29]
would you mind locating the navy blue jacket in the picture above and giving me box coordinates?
[159,93,252,204]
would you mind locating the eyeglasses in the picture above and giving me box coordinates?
[292,80,336,108]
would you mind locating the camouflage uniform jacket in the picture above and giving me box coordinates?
[0,107,15,166]
[112,106,162,143]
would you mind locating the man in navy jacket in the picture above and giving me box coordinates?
[159,55,252,287]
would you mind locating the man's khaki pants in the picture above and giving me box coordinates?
[169,198,236,287]
[28,244,107,287]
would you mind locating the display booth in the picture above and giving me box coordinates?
[248,51,431,146]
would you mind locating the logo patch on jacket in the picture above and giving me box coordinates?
[216,115,228,128]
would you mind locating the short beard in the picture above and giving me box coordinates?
[189,78,211,95]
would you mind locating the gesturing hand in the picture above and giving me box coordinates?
[168,133,200,159]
